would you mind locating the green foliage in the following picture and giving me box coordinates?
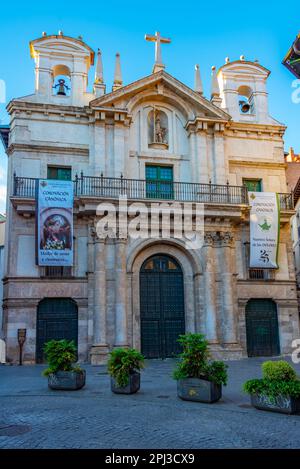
[243,360,300,399]
[173,333,228,386]
[42,339,82,377]
[206,360,228,386]
[262,360,297,382]
[107,348,145,388]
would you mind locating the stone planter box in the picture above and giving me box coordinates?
[111,372,140,394]
[177,378,222,403]
[250,393,300,415]
[48,370,86,390]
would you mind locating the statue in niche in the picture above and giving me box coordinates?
[148,109,168,146]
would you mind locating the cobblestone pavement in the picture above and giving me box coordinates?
[0,357,299,449]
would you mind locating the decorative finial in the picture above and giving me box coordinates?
[78,35,83,41]
[211,66,220,96]
[42,32,47,37]
[210,66,222,107]
[145,31,171,74]
[94,49,104,84]
[194,64,203,95]
[225,57,230,64]
[58,30,63,36]
[240,55,245,61]
[112,53,123,91]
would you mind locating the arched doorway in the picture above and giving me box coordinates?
[36,298,78,363]
[246,299,280,357]
[140,254,185,358]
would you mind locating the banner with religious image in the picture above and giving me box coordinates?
[37,179,73,266]
[249,192,280,269]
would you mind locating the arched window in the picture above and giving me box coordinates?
[238,85,254,114]
[52,64,71,96]
[148,109,168,148]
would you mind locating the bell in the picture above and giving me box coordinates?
[239,100,251,113]
[57,79,67,96]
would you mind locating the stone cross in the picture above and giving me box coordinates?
[145,31,171,73]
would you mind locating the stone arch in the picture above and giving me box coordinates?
[127,89,195,121]
[127,238,203,351]
[238,85,254,114]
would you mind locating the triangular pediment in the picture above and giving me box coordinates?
[90,71,231,122]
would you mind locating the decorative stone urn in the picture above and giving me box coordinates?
[111,372,140,395]
[177,378,222,403]
[48,370,86,390]
[250,394,300,415]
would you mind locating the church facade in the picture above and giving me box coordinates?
[2,33,299,364]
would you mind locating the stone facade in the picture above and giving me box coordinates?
[2,34,299,363]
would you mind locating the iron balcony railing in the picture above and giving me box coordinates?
[12,174,294,209]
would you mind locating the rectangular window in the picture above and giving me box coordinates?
[47,166,72,181]
[145,165,173,199]
[43,266,72,278]
[243,178,262,192]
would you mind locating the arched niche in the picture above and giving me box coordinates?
[52,64,71,96]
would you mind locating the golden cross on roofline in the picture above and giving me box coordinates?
[145,31,171,73]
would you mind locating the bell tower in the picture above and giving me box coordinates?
[217,58,272,124]
[30,32,95,106]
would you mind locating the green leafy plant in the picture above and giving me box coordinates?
[243,360,300,400]
[107,348,145,388]
[42,339,82,377]
[262,360,297,382]
[173,333,228,386]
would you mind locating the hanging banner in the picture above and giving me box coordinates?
[249,192,280,269]
[37,179,73,266]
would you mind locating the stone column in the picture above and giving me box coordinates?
[114,119,125,177]
[195,129,209,184]
[114,238,128,347]
[213,125,227,185]
[220,232,238,344]
[94,117,106,176]
[203,233,218,343]
[90,238,108,364]
[87,225,95,349]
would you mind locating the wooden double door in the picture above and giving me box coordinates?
[140,255,185,359]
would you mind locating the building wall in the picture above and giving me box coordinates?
[2,34,299,363]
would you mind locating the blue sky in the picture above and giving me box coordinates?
[0,0,299,213]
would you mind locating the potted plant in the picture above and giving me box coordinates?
[43,339,86,390]
[244,360,300,414]
[173,333,228,403]
[108,347,145,394]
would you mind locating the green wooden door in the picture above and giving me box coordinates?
[146,165,174,199]
[246,299,280,357]
[243,179,262,192]
[140,255,185,358]
[36,298,78,363]
[47,167,72,180]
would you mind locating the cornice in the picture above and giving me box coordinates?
[226,121,286,136]
[229,159,286,169]
[7,99,88,117]
[7,142,89,156]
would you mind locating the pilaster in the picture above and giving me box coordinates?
[90,237,109,364]
[114,238,128,347]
